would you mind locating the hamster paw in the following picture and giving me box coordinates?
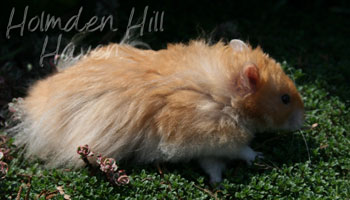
[256,152,264,159]
[238,146,264,166]
[198,157,226,184]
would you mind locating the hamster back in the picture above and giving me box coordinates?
[13,39,304,183]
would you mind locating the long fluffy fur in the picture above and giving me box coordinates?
[11,40,303,169]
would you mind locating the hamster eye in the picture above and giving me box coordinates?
[281,94,290,104]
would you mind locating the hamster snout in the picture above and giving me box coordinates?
[283,109,305,131]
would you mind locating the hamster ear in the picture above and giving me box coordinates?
[233,64,260,97]
[244,64,259,91]
[230,39,248,52]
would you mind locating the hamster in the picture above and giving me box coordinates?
[12,39,304,184]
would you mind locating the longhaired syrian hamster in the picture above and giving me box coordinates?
[12,39,304,183]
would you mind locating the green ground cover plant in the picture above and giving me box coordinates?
[1,1,349,199]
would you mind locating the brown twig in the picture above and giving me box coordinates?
[45,190,59,199]
[16,185,23,200]
[37,190,47,199]
[156,162,164,178]
[82,157,93,168]
[25,176,32,200]
[18,174,32,178]
[0,135,7,146]
[193,184,219,200]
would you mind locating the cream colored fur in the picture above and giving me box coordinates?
[11,39,304,183]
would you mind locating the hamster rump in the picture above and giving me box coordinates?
[12,39,304,184]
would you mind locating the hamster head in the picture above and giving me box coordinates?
[229,40,304,132]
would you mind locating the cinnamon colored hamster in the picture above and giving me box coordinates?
[13,39,304,183]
